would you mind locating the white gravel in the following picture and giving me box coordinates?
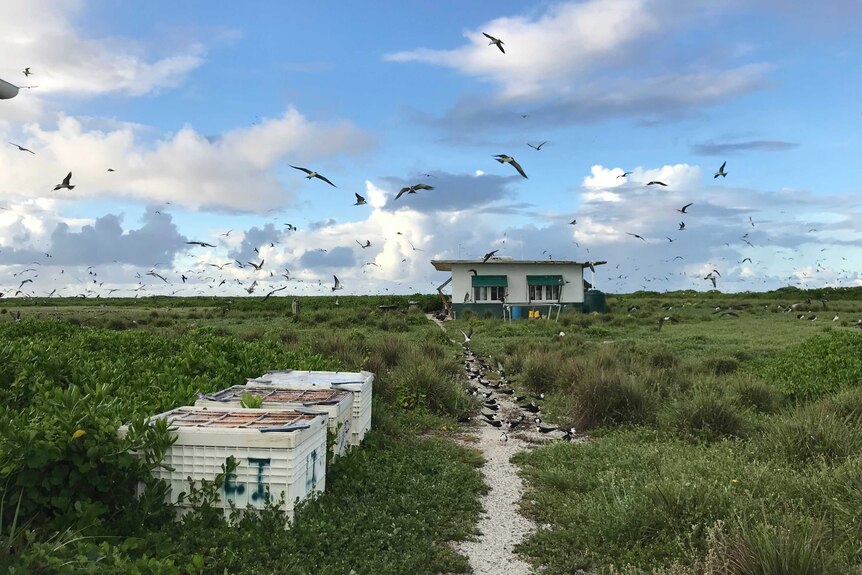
[452,415,537,575]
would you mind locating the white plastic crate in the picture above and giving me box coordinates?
[195,385,354,457]
[248,370,373,448]
[119,407,328,520]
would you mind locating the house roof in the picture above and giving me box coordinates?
[430,258,606,271]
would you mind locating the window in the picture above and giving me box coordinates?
[475,286,505,302]
[530,284,561,301]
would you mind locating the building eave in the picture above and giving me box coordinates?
[430,259,606,272]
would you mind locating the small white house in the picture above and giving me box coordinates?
[431,257,606,319]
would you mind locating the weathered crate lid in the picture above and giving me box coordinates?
[151,407,320,432]
[250,370,373,391]
[203,385,349,405]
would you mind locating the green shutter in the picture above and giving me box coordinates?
[471,275,508,287]
[527,275,563,286]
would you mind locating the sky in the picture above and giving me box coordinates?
[1,0,861,299]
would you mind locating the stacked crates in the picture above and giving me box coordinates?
[195,385,354,457]
[248,370,373,448]
[119,407,327,520]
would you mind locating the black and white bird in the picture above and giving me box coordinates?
[353,192,367,205]
[290,165,337,187]
[395,183,434,200]
[647,180,667,186]
[482,249,499,263]
[332,275,343,291]
[677,203,693,214]
[714,161,728,178]
[186,241,216,248]
[626,232,647,242]
[527,141,547,151]
[678,222,686,231]
[22,67,32,77]
[492,154,527,178]
[53,172,75,191]
[658,316,678,331]
[460,326,473,345]
[356,239,371,248]
[482,32,505,53]
[247,260,265,271]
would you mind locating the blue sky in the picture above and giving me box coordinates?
[1,0,861,298]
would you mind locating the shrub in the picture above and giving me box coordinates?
[650,349,678,370]
[704,356,740,376]
[522,350,560,394]
[569,367,657,428]
[730,376,783,414]
[667,386,750,441]
[762,407,861,466]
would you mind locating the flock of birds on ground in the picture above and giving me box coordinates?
[459,340,575,442]
[2,30,859,303]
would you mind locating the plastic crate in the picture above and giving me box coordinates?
[119,407,327,520]
[195,386,353,457]
[248,370,373,448]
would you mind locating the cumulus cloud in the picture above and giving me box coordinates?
[387,0,770,130]
[0,1,203,97]
[0,108,373,212]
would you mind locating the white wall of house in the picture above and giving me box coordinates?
[449,262,584,305]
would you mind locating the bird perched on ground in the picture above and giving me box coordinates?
[714,161,728,178]
[353,192,367,205]
[527,141,547,151]
[537,423,558,434]
[186,241,216,248]
[53,172,75,191]
[482,32,505,53]
[482,249,499,263]
[9,142,35,154]
[677,203,693,214]
[658,316,678,331]
[492,154,527,178]
[395,183,433,200]
[332,275,343,291]
[356,239,371,248]
[290,165,336,187]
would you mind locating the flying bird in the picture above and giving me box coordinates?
[406,239,423,252]
[678,222,686,231]
[569,219,577,225]
[618,171,633,178]
[53,172,75,191]
[677,203,693,214]
[646,181,667,187]
[263,286,288,300]
[356,240,371,248]
[395,183,434,200]
[332,275,343,291]
[482,32,505,53]
[247,260,265,271]
[290,165,336,187]
[714,161,728,178]
[527,141,547,151]
[353,192,367,205]
[492,154,527,178]
[626,232,647,242]
[460,326,474,344]
[22,67,32,77]
[9,142,35,154]
[482,249,499,263]
[185,241,216,248]
[245,280,258,294]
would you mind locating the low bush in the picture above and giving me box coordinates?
[665,386,751,441]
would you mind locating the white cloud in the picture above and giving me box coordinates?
[0,108,373,211]
[0,1,203,97]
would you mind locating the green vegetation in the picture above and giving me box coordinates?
[4,287,862,573]
[0,297,483,574]
[448,288,862,574]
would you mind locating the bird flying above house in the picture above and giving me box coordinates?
[482,32,505,53]
[482,249,499,263]
[290,165,337,187]
[492,154,527,178]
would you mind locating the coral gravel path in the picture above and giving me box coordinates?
[428,314,537,575]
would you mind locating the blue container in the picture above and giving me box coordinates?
[510,306,523,319]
